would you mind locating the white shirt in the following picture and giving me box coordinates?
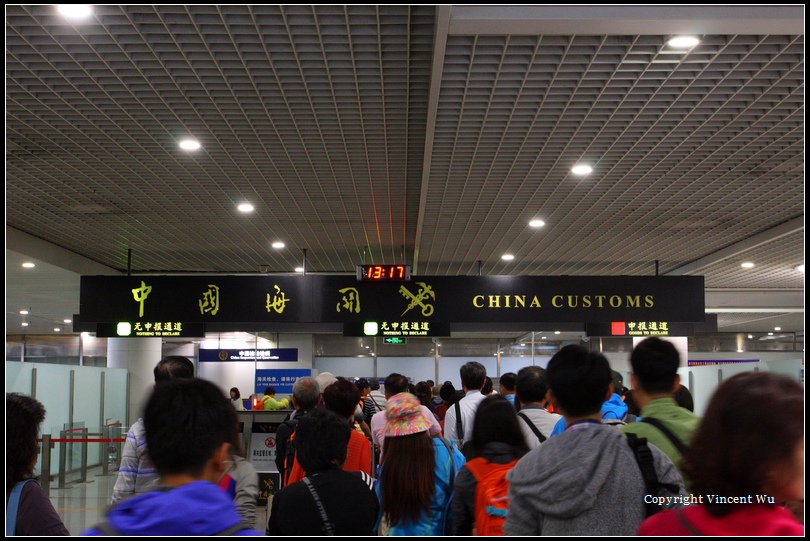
[444,390,486,444]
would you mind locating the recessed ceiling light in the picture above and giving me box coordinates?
[237,203,254,213]
[57,4,93,20]
[529,219,545,228]
[64,319,72,323]
[796,264,805,273]
[178,138,201,151]
[774,327,781,331]
[554,331,561,335]
[571,164,593,176]
[747,334,753,339]
[294,267,305,273]
[21,322,29,327]
[740,262,755,269]
[271,241,285,249]
[667,36,700,48]
[22,262,36,268]
[54,327,61,332]
[20,310,29,315]
[502,254,515,261]
[768,332,774,336]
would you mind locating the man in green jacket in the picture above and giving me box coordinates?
[262,387,291,410]
[622,337,699,482]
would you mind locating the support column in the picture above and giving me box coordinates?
[107,338,162,425]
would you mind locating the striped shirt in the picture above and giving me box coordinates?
[111,419,160,504]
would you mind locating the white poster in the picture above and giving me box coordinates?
[250,431,279,472]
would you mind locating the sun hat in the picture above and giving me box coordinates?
[315,372,338,393]
[384,392,430,438]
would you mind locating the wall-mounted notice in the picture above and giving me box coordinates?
[250,431,279,472]
[199,348,298,362]
[255,369,312,395]
[257,472,281,505]
[688,359,760,367]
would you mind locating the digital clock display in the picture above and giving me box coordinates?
[357,265,411,281]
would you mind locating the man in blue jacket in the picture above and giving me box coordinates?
[85,378,262,535]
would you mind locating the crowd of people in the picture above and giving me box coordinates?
[5,337,803,536]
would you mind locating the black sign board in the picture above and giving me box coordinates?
[80,275,705,326]
[343,321,450,337]
[95,322,204,338]
[585,314,717,337]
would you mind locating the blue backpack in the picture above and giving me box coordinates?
[6,479,34,536]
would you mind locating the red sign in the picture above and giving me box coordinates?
[611,321,626,335]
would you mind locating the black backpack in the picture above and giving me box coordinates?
[279,417,300,486]
[626,433,682,517]
[453,401,476,459]
[640,417,688,455]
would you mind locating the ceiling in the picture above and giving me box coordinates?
[5,5,805,336]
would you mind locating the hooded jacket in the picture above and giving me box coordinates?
[638,504,803,536]
[84,481,263,535]
[601,393,629,422]
[505,423,685,536]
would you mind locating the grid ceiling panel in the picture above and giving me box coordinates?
[716,312,804,333]
[422,34,804,276]
[5,250,81,335]
[7,5,433,272]
[700,231,804,288]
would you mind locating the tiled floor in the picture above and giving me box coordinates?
[49,467,269,535]
[48,468,116,535]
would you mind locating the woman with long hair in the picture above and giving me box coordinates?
[376,393,466,535]
[6,393,70,535]
[639,372,804,535]
[452,395,529,535]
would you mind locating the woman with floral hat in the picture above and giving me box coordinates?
[376,392,466,535]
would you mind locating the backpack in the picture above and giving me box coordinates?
[6,479,33,535]
[626,433,682,517]
[517,412,547,444]
[279,418,300,486]
[453,402,475,459]
[464,457,519,536]
[640,417,688,455]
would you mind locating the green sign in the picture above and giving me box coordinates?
[384,337,407,344]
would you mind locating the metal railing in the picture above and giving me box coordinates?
[38,427,127,496]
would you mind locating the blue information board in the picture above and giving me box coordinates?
[255,369,312,395]
[199,348,298,362]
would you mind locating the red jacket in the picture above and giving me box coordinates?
[639,504,803,536]
[286,429,372,485]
